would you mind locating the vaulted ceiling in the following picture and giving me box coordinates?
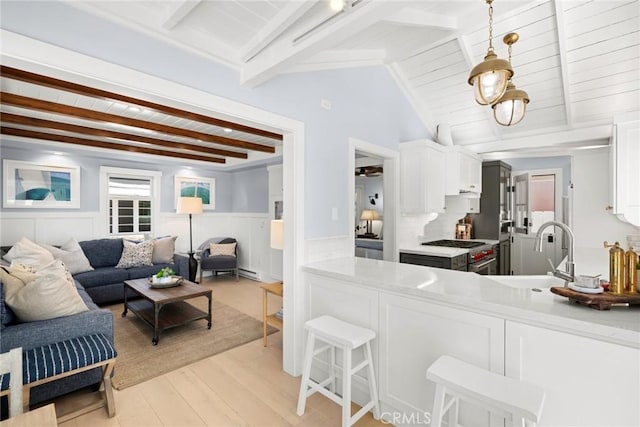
[67,0,639,156]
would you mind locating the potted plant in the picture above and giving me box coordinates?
[153,267,176,284]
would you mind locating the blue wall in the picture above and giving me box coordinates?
[0,139,273,213]
[0,1,429,238]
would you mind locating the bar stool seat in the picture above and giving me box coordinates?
[426,355,545,427]
[297,315,380,427]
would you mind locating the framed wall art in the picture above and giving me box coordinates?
[3,159,81,209]
[175,175,215,210]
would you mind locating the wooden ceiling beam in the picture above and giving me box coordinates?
[0,92,276,153]
[1,127,226,164]
[1,113,248,159]
[0,65,283,141]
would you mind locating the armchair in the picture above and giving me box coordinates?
[198,237,239,283]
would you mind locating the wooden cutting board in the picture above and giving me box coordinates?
[551,287,640,310]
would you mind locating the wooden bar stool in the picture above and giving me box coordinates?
[426,356,545,427]
[296,315,380,427]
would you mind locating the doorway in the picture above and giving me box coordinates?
[512,168,564,275]
[348,138,398,262]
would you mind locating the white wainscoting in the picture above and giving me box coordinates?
[0,211,273,281]
[0,212,101,246]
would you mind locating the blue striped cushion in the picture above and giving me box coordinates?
[0,334,116,390]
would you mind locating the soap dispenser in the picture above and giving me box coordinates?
[604,241,625,294]
[625,246,638,294]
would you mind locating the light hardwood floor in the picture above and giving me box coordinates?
[54,275,386,427]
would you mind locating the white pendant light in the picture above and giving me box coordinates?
[492,33,530,126]
[468,0,513,105]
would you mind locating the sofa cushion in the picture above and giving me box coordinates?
[79,238,124,269]
[1,261,89,323]
[2,237,55,268]
[116,240,154,269]
[74,267,129,289]
[127,263,173,280]
[1,282,17,328]
[152,236,177,264]
[39,238,94,275]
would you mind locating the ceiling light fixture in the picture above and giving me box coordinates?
[223,128,233,133]
[468,0,513,105]
[329,0,346,12]
[492,32,530,126]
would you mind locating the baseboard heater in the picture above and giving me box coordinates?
[239,268,260,281]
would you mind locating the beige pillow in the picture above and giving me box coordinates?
[2,237,54,268]
[116,240,154,268]
[39,238,94,275]
[152,236,177,264]
[1,260,88,323]
[209,242,237,257]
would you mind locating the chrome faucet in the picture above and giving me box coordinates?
[534,221,575,287]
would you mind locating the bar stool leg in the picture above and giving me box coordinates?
[431,383,446,427]
[341,347,352,427]
[297,332,316,416]
[329,346,336,393]
[364,341,380,419]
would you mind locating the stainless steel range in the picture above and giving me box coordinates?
[422,240,497,275]
[399,239,497,274]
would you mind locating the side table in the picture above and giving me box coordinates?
[261,281,283,347]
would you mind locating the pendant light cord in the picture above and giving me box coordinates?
[488,0,494,52]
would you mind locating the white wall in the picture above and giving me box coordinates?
[571,148,639,249]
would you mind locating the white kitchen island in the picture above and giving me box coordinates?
[303,257,640,427]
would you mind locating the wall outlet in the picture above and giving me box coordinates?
[321,99,332,110]
[331,207,338,221]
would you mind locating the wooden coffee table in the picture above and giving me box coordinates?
[123,278,212,345]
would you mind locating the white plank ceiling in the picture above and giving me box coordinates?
[31,1,640,154]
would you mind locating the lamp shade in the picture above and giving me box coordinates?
[360,209,381,221]
[270,219,284,250]
[176,197,203,215]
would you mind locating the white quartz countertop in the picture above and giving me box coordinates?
[303,257,640,349]
[398,244,468,257]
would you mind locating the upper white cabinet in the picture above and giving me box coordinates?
[400,140,446,214]
[611,112,640,226]
[445,146,482,196]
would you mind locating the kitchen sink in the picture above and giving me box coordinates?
[485,275,565,290]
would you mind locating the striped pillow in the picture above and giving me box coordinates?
[209,242,236,257]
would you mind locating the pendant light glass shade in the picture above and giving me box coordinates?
[467,0,513,105]
[492,82,530,126]
[469,51,513,105]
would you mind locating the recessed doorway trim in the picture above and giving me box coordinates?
[348,138,399,261]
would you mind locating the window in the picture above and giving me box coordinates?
[100,167,161,237]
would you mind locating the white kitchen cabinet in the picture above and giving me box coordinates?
[378,293,504,427]
[445,146,482,196]
[505,321,639,426]
[400,140,446,214]
[611,112,640,226]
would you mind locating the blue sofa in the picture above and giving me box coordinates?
[73,238,188,305]
[0,237,188,408]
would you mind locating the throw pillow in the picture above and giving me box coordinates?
[39,238,94,275]
[1,261,88,323]
[209,242,237,257]
[116,239,154,268]
[152,236,177,264]
[2,237,54,268]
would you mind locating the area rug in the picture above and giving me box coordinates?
[108,299,276,390]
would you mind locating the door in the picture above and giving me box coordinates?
[512,170,564,275]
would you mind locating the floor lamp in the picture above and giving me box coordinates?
[177,196,203,282]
